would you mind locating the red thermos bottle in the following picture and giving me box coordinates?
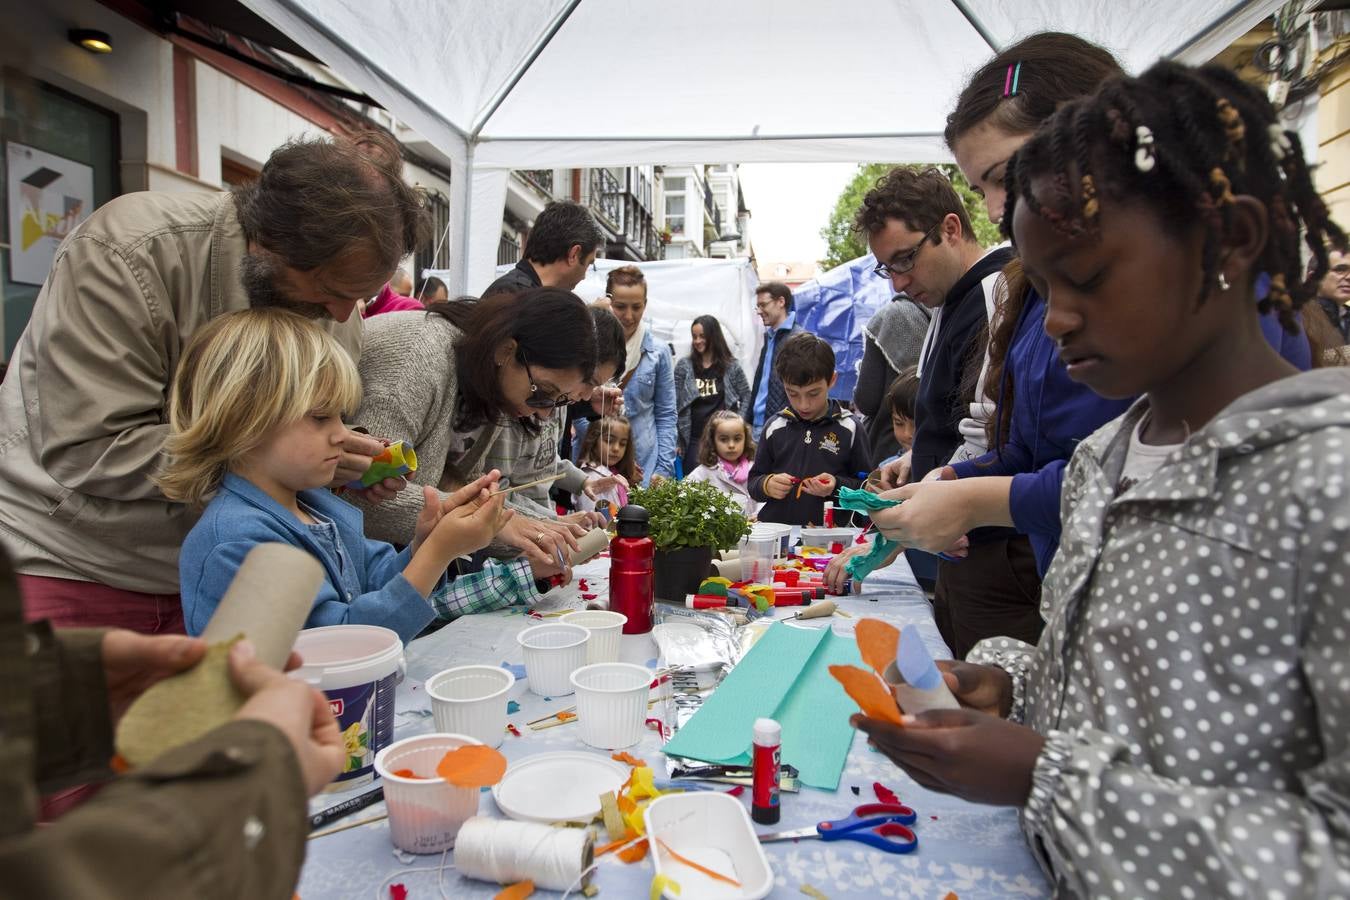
[609,505,655,634]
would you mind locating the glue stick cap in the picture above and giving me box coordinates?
[615,504,649,538]
[753,717,781,747]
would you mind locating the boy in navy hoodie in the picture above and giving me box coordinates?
[748,334,872,525]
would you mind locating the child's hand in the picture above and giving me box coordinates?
[426,489,512,561]
[764,473,795,500]
[803,473,836,497]
[528,551,571,586]
[823,543,867,594]
[583,472,629,500]
[331,429,407,500]
[410,473,500,556]
[876,451,912,490]
[850,709,1043,807]
[560,510,605,530]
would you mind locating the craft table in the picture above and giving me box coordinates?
[298,553,1048,899]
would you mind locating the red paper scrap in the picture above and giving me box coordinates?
[390,885,408,900]
[873,782,899,804]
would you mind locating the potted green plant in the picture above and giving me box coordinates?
[628,478,751,602]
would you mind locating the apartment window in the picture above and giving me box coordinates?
[666,194,685,235]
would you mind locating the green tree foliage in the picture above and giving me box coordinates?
[819,163,1001,270]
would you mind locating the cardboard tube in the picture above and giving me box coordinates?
[882,660,961,716]
[571,527,610,565]
[201,543,325,668]
[712,557,743,581]
[719,548,740,561]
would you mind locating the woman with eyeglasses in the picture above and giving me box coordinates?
[349,287,598,582]
[588,265,677,486]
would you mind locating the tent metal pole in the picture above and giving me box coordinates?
[477,130,946,143]
[454,139,476,296]
[470,0,585,138]
[948,0,1000,52]
[1165,0,1276,60]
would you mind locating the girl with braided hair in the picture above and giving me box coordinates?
[854,62,1350,898]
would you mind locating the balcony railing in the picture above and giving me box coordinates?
[497,234,520,266]
[521,169,554,195]
[589,168,622,230]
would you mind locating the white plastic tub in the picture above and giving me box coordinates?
[561,609,628,664]
[374,732,482,854]
[517,622,589,696]
[425,665,514,749]
[570,662,650,749]
[644,792,774,899]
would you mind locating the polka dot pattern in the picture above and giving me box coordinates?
[969,372,1350,898]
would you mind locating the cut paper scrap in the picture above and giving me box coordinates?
[873,782,899,804]
[662,622,862,789]
[494,881,534,900]
[800,886,830,900]
[655,838,741,887]
[855,619,900,677]
[435,745,508,787]
[834,486,904,580]
[390,885,408,900]
[828,665,903,725]
[650,874,681,900]
[612,751,647,768]
[348,440,417,489]
[391,768,429,780]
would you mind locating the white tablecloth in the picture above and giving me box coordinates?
[298,553,1048,899]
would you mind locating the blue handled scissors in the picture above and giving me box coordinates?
[758,802,918,853]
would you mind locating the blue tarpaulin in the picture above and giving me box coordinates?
[791,254,895,400]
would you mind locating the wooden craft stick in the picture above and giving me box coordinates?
[489,473,567,497]
[307,812,388,839]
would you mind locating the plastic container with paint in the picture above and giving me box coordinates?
[291,624,405,791]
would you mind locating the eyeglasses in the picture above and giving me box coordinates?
[873,223,940,279]
[522,358,573,410]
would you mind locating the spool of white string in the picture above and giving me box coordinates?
[453,817,594,892]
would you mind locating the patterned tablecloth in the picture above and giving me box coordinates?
[298,551,1049,900]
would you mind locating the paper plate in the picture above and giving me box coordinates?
[492,751,630,823]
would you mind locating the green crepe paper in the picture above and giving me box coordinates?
[662,622,861,790]
[835,486,903,580]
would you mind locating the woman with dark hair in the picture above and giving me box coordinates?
[674,315,751,467]
[482,306,629,523]
[350,287,597,576]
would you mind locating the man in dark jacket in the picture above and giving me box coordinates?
[749,281,806,441]
[482,200,605,297]
[1316,247,1350,343]
[854,166,1023,658]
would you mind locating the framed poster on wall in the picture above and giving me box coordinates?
[6,142,93,286]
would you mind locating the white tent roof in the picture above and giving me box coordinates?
[241,0,1279,292]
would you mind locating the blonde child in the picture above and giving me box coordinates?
[160,308,511,644]
[572,414,634,515]
[684,410,759,517]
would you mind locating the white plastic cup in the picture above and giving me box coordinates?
[374,733,482,854]
[570,662,651,749]
[561,610,628,664]
[517,623,590,696]
[425,665,515,749]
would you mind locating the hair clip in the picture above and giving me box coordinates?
[1134,125,1156,173]
[1080,174,1099,222]
[1268,124,1292,161]
[1209,168,1236,206]
[1216,98,1246,149]
[1003,61,1022,98]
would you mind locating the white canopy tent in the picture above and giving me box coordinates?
[240,0,1280,294]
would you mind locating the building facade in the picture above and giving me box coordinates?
[0,0,455,360]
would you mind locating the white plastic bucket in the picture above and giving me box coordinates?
[644,792,774,899]
[561,610,628,664]
[374,732,482,854]
[425,665,515,748]
[517,623,589,696]
[570,662,651,749]
[291,624,404,791]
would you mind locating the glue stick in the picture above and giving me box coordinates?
[751,717,781,825]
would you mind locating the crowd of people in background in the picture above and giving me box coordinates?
[1,27,1348,899]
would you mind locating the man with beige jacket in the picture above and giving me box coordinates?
[0,130,429,634]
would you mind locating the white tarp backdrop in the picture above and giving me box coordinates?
[241,0,1281,293]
